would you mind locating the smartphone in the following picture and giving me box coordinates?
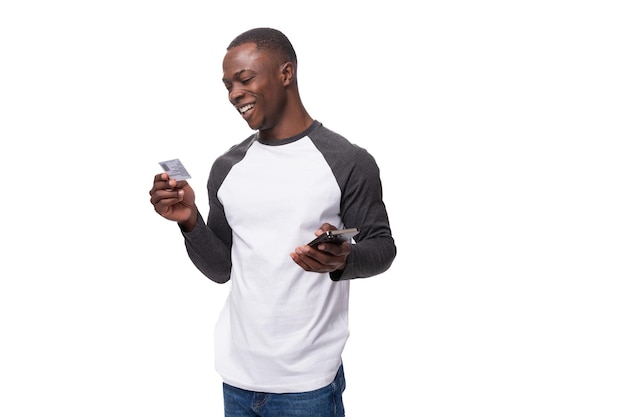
[307,228,360,247]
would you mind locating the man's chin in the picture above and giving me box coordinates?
[245,119,262,131]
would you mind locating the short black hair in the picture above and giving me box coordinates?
[227,27,297,65]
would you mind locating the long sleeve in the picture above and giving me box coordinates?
[181,135,255,284]
[182,211,232,284]
[308,124,396,281]
[330,146,396,281]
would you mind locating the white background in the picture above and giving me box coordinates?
[1,1,625,416]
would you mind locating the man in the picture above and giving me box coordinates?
[149,27,396,417]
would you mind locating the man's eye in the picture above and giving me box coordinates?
[241,78,252,84]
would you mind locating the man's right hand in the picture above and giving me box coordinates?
[149,173,198,232]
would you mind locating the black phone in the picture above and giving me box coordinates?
[307,228,360,247]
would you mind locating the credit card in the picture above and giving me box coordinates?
[158,158,191,180]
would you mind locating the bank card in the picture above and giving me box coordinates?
[158,158,191,181]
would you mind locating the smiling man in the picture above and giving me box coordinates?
[149,28,396,417]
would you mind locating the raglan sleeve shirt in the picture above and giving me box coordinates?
[314,128,396,282]
[178,121,396,393]
[182,121,395,284]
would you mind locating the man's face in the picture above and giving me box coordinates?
[222,43,286,132]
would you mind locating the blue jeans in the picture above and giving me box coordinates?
[223,365,346,417]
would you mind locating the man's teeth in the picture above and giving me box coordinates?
[238,104,254,114]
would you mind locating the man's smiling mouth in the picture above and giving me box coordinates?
[238,104,255,114]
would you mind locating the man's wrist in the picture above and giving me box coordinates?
[179,210,198,232]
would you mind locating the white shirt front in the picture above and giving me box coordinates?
[215,136,350,393]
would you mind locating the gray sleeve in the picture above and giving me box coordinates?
[310,125,396,281]
[182,210,232,284]
[330,146,396,281]
[180,138,253,284]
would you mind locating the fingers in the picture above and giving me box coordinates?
[291,249,326,272]
[152,189,184,209]
[291,242,349,273]
[149,173,185,213]
[315,222,336,235]
[317,241,350,256]
[294,223,350,272]
[150,173,189,193]
[153,172,168,183]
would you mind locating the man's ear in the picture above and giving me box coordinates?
[280,62,295,86]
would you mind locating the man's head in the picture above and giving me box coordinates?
[227,28,297,69]
[223,28,309,139]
